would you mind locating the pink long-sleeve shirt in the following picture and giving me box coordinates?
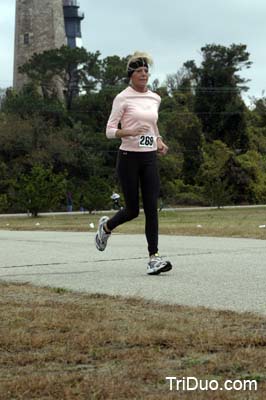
[106,86,161,152]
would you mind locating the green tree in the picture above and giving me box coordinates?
[15,165,67,216]
[196,140,233,207]
[99,55,129,89]
[0,161,9,212]
[0,88,6,109]
[247,97,266,154]
[85,176,112,211]
[19,46,98,110]
[159,87,203,185]
[72,53,128,128]
[2,84,68,126]
[187,44,251,151]
[225,150,266,204]
[251,97,266,127]
[0,114,76,173]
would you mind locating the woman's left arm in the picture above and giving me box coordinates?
[155,124,168,155]
[155,95,168,155]
[157,136,169,155]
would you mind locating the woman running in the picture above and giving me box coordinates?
[95,51,172,275]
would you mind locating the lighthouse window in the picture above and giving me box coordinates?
[24,33,29,45]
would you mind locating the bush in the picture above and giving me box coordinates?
[0,194,8,213]
[14,165,67,216]
[173,192,206,206]
[162,179,205,206]
[85,176,112,212]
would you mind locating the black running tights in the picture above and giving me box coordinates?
[107,150,160,256]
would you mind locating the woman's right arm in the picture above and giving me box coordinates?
[106,96,128,139]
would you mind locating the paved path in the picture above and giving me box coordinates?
[1,230,265,315]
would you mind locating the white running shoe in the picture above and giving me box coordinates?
[147,253,172,275]
[95,216,111,251]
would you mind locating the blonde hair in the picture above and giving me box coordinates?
[127,51,154,70]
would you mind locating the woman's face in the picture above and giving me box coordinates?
[130,67,149,91]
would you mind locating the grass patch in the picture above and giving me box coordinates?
[1,207,266,239]
[1,281,266,399]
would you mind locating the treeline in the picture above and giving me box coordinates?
[1,43,266,215]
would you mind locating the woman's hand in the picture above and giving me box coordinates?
[157,137,168,155]
[115,125,150,138]
[134,125,150,136]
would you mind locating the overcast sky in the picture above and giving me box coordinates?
[1,0,266,101]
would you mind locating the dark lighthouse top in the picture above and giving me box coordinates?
[63,0,84,48]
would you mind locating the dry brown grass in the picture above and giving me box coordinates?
[1,282,266,399]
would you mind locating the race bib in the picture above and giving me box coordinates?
[139,135,154,148]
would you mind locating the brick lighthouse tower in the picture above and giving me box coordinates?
[13,0,85,91]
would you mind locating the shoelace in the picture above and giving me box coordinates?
[150,253,161,261]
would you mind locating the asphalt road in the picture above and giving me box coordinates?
[1,230,266,315]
